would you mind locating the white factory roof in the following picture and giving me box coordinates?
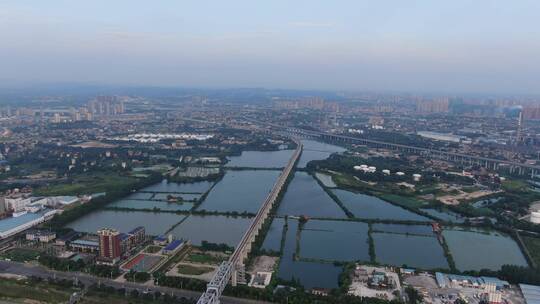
[521,284,540,304]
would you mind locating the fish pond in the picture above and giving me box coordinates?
[197,170,280,213]
[277,218,343,289]
[333,189,430,221]
[169,215,252,247]
[276,172,346,218]
[298,219,370,262]
[442,228,528,271]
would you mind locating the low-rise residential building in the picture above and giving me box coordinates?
[70,238,100,253]
[5,197,32,212]
[26,230,56,243]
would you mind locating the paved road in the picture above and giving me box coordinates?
[0,261,268,304]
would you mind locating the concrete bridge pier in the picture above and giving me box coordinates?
[231,263,246,286]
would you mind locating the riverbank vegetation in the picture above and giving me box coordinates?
[521,235,540,267]
[35,171,140,196]
[103,206,256,218]
[47,172,163,229]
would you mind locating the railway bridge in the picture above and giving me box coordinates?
[197,140,302,304]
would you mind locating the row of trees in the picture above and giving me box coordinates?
[86,282,196,304]
[464,265,540,286]
[124,270,151,283]
[104,206,256,218]
[155,270,397,304]
[200,241,234,252]
[166,170,224,184]
[38,255,120,278]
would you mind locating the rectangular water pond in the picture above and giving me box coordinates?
[197,170,280,213]
[372,223,434,236]
[276,172,346,218]
[278,218,342,289]
[225,150,294,168]
[299,220,370,262]
[261,218,286,253]
[373,232,449,269]
[333,189,430,222]
[109,199,194,212]
[169,215,252,247]
[66,210,185,236]
[442,228,528,271]
[279,259,343,290]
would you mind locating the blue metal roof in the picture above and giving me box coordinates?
[481,276,509,287]
[435,272,447,287]
[164,239,183,251]
[71,239,99,247]
[402,268,415,272]
[436,272,509,289]
[0,209,50,233]
[128,226,145,235]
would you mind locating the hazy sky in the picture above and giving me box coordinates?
[1,1,540,94]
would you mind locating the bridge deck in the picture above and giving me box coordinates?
[197,139,302,304]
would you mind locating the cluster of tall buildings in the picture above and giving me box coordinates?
[45,96,127,123]
[0,106,13,118]
[415,97,450,114]
[522,106,540,120]
[87,96,125,117]
[274,97,339,112]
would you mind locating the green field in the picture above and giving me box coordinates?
[144,245,162,254]
[378,193,427,209]
[186,253,226,265]
[522,236,540,267]
[177,264,214,275]
[332,173,370,189]
[81,288,187,304]
[1,248,41,262]
[502,179,528,192]
[461,186,481,193]
[35,172,139,196]
[0,278,76,303]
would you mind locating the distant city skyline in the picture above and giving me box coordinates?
[1,1,540,94]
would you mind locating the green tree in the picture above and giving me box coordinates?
[406,286,423,304]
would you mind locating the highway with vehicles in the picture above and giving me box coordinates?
[0,260,268,304]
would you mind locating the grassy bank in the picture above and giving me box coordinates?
[35,172,139,196]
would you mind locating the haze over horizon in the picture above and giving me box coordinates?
[1,1,539,94]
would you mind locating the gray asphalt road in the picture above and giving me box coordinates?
[0,261,268,304]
